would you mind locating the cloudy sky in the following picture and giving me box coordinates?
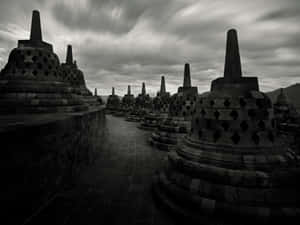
[0,0,299,96]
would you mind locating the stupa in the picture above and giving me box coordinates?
[0,10,86,113]
[94,88,103,105]
[61,45,100,107]
[149,64,198,151]
[139,76,170,130]
[119,85,135,116]
[273,89,297,123]
[126,82,151,122]
[153,29,300,224]
[106,87,120,113]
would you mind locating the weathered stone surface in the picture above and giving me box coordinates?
[1,107,106,225]
[0,11,88,113]
[153,29,300,224]
[150,64,198,151]
[106,87,121,112]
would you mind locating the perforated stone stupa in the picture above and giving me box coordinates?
[153,29,300,224]
[139,76,171,130]
[0,10,87,113]
[121,85,135,113]
[153,76,171,114]
[106,87,121,113]
[61,45,101,107]
[126,82,152,122]
[149,64,198,151]
[94,88,103,105]
[273,88,298,123]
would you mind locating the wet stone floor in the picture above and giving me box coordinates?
[26,115,176,225]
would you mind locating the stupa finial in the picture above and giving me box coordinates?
[94,88,97,96]
[112,87,115,95]
[224,29,242,80]
[160,76,166,94]
[142,82,146,95]
[66,45,73,65]
[127,85,131,95]
[30,10,42,41]
[183,63,191,87]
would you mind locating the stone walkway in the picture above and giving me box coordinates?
[26,115,176,225]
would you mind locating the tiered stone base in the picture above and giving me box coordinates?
[149,117,190,151]
[138,113,163,131]
[153,137,300,224]
[149,132,184,151]
[112,110,126,117]
[0,80,87,113]
[126,115,142,122]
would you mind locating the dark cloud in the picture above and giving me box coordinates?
[0,0,299,95]
[259,7,300,21]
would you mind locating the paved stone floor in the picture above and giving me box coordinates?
[26,115,176,225]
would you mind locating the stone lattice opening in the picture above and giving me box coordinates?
[240,121,248,131]
[224,99,230,107]
[231,132,240,144]
[230,110,238,120]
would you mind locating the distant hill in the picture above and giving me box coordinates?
[266,83,300,111]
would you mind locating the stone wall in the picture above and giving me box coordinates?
[1,107,106,224]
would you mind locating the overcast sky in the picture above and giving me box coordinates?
[0,0,299,96]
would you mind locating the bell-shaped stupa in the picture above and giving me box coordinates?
[153,29,300,224]
[139,76,171,130]
[106,87,121,113]
[61,45,101,107]
[126,82,152,122]
[0,10,86,113]
[149,63,198,151]
[121,85,135,113]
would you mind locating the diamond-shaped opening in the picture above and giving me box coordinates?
[221,121,229,131]
[231,132,240,144]
[201,109,206,117]
[214,111,220,120]
[198,129,202,139]
[187,105,191,110]
[240,98,247,107]
[240,121,248,131]
[256,99,264,109]
[195,117,199,125]
[252,133,260,145]
[26,50,31,56]
[271,119,276,128]
[224,99,231,107]
[206,119,211,129]
[199,99,203,104]
[32,55,37,62]
[230,110,238,120]
[210,100,215,106]
[183,111,186,117]
[268,131,274,142]
[258,120,266,130]
[213,130,221,142]
[37,63,43,70]
[33,70,38,76]
[248,109,256,119]
[24,62,31,68]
